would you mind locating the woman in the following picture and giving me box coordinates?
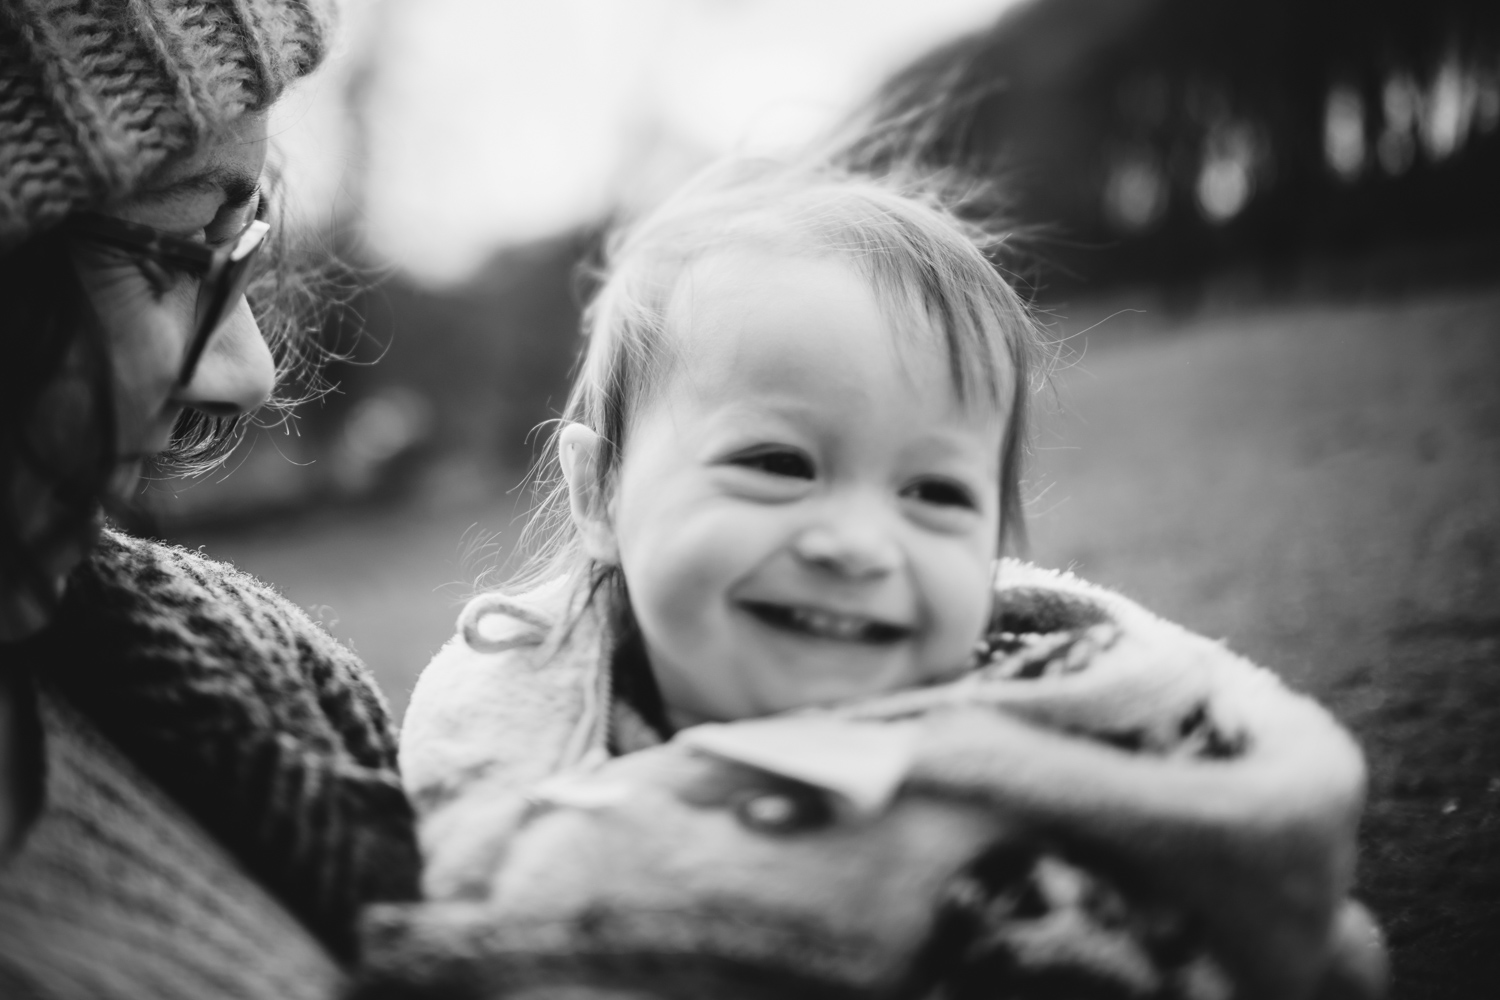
[0,2,420,996]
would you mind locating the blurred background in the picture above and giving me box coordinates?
[143,2,1497,995]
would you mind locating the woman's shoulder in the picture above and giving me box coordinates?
[76,526,356,656]
[35,530,420,955]
[79,527,332,643]
[57,528,398,758]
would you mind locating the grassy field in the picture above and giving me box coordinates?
[1024,288,1500,1000]
[176,485,530,717]
[181,287,1500,999]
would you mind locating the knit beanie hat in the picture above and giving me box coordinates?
[0,0,335,252]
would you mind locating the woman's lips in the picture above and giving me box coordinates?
[738,600,912,644]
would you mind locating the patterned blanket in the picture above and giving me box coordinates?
[360,563,1386,1000]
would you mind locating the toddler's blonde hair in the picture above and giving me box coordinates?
[512,158,1048,600]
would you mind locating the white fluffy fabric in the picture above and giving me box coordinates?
[376,562,1385,1000]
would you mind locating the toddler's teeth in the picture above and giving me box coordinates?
[788,606,880,641]
[746,600,905,643]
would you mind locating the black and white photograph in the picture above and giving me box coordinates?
[2,1,1497,997]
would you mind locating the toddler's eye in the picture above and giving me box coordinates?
[729,446,815,479]
[904,477,977,510]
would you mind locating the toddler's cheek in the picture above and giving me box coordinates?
[635,537,732,631]
[923,557,995,676]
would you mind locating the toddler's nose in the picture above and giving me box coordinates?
[792,520,900,579]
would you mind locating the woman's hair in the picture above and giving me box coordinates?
[0,174,331,618]
[508,157,1051,607]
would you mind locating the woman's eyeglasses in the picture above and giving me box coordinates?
[67,210,271,387]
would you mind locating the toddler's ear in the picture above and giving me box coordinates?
[559,423,619,564]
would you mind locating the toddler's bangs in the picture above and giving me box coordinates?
[599,166,1032,421]
[514,159,1046,596]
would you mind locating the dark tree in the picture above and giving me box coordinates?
[848,0,1500,290]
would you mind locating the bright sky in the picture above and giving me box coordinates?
[271,0,1019,287]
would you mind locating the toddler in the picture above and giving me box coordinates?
[405,158,1044,850]
[550,163,1035,733]
[395,160,1382,1000]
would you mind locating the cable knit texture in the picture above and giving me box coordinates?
[15,528,422,961]
[0,0,334,250]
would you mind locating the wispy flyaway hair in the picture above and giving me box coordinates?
[512,157,1049,596]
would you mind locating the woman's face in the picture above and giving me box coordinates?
[1,113,276,638]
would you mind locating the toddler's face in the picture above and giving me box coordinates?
[604,250,1006,725]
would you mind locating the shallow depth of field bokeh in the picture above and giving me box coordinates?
[152,1,1500,997]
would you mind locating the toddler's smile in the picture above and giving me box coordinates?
[566,247,1011,726]
[737,599,915,645]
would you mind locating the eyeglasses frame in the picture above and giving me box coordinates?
[66,209,272,387]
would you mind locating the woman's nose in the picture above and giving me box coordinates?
[173,298,275,416]
[792,512,901,579]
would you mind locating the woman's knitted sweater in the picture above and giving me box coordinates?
[7,529,421,960]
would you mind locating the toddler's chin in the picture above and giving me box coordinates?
[751,661,924,715]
